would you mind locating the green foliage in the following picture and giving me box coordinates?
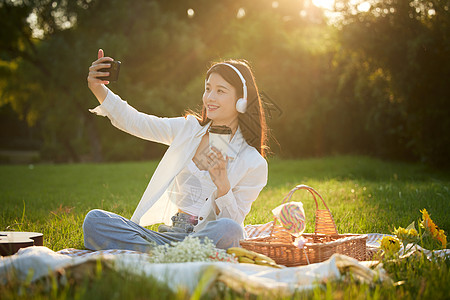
[335,0,450,166]
[0,0,449,167]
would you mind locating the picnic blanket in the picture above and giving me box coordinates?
[0,246,388,297]
[1,227,448,297]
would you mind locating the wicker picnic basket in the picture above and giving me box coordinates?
[240,185,367,267]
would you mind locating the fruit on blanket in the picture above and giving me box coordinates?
[227,247,256,259]
[254,257,273,264]
[227,247,283,268]
[254,258,284,269]
[254,253,276,264]
[227,247,274,262]
[238,256,255,264]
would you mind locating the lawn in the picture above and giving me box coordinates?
[1,156,449,299]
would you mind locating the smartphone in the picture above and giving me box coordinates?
[97,60,121,82]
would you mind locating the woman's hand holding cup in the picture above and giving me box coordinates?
[207,146,230,198]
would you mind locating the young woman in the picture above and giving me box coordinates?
[83,49,268,251]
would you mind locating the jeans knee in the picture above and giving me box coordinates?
[217,218,244,240]
[83,209,106,233]
[86,209,108,218]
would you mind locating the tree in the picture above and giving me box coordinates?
[1,0,207,162]
[1,0,448,167]
[335,0,450,166]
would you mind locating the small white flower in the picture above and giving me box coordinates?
[148,236,237,263]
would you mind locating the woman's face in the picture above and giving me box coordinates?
[203,72,239,127]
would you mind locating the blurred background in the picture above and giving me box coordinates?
[0,0,448,168]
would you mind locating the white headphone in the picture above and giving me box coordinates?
[211,63,248,114]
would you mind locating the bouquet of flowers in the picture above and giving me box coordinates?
[148,236,237,264]
[379,209,447,258]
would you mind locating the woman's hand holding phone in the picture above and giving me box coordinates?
[87,49,114,104]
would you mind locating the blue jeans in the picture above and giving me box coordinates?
[82,209,244,252]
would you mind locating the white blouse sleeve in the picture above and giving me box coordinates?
[89,89,188,146]
[213,155,268,225]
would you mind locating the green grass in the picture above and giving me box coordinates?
[1,156,449,299]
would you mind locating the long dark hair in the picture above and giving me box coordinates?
[194,59,268,157]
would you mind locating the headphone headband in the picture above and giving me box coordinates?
[219,63,247,102]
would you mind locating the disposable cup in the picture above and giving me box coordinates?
[208,125,232,158]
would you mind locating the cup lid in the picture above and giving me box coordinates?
[209,125,232,134]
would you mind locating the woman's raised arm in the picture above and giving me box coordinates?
[87,49,192,146]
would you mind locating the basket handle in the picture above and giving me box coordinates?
[280,184,338,235]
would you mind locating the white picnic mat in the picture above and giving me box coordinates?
[0,246,388,297]
[1,229,448,296]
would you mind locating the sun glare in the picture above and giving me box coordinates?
[312,0,371,12]
[187,8,195,18]
[237,8,246,19]
[312,0,335,10]
[357,2,371,12]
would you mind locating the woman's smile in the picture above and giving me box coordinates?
[207,104,220,111]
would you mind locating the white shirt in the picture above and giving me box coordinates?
[90,88,268,232]
[169,160,216,216]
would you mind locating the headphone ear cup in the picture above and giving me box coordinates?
[236,98,247,113]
